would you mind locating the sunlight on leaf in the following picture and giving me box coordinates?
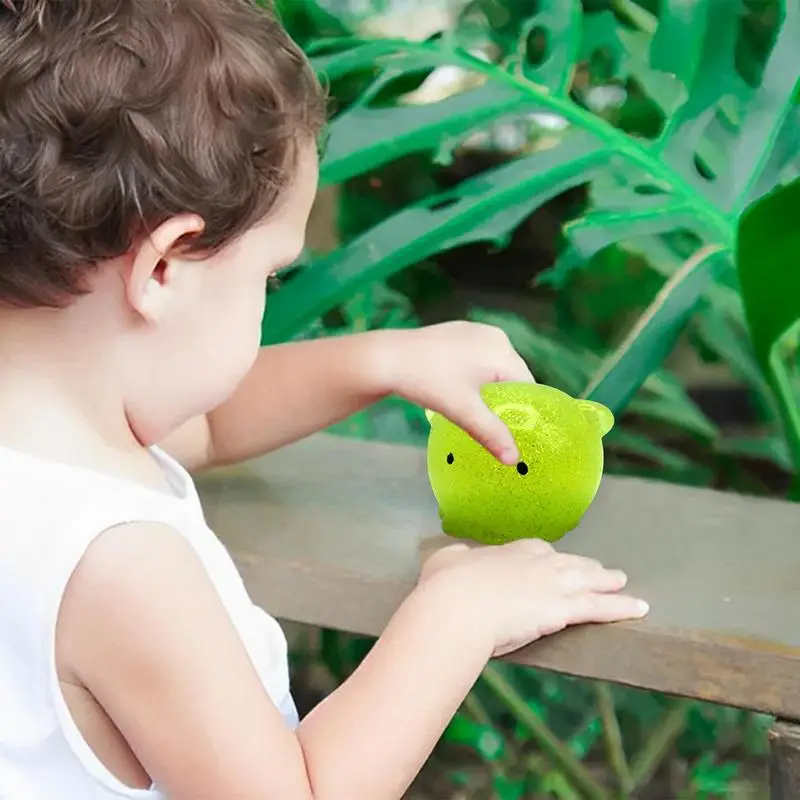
[267,134,608,342]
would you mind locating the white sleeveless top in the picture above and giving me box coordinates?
[0,445,297,800]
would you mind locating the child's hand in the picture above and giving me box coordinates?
[420,539,648,657]
[375,321,535,465]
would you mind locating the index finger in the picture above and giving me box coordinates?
[496,353,536,384]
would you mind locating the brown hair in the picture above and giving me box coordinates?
[0,0,325,308]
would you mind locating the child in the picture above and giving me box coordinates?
[0,1,649,798]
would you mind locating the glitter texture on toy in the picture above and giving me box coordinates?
[426,382,614,545]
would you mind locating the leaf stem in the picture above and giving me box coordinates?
[609,0,658,35]
[768,317,800,495]
[481,664,612,800]
[360,37,734,248]
[630,699,691,789]
[461,692,517,785]
[595,683,634,796]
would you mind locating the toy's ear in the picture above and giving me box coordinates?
[424,408,437,424]
[578,400,614,437]
[493,403,540,430]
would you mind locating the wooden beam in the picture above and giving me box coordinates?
[770,721,800,799]
[196,434,800,720]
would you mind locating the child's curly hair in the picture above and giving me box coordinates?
[0,0,325,308]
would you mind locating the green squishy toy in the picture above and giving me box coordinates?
[426,382,614,545]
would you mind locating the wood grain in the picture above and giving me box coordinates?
[196,434,800,721]
[770,721,800,798]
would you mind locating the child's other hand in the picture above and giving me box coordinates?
[374,322,535,466]
[420,539,649,657]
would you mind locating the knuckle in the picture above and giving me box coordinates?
[512,538,552,557]
[524,538,553,555]
[551,552,576,570]
[560,567,583,587]
[488,324,510,344]
[449,320,472,334]
[425,542,468,569]
[440,542,470,559]
[559,553,599,572]
[469,321,508,344]
[582,594,599,611]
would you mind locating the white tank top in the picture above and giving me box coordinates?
[0,444,297,800]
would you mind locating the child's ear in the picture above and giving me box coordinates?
[578,400,614,437]
[126,214,205,323]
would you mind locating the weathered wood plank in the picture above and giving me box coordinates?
[196,434,800,720]
[770,721,800,799]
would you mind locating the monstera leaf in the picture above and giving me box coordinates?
[264,132,609,341]
[266,0,800,472]
[736,175,800,490]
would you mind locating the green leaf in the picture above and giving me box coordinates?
[606,429,698,473]
[273,0,350,44]
[515,0,581,96]
[492,775,527,800]
[693,300,776,417]
[265,134,608,343]
[443,713,506,761]
[578,10,626,73]
[717,435,792,472]
[322,77,542,186]
[468,309,595,396]
[651,0,747,207]
[691,755,740,794]
[310,39,406,81]
[729,4,800,210]
[434,142,607,252]
[627,388,718,441]
[616,27,683,116]
[286,6,800,486]
[470,308,716,439]
[650,0,712,91]
[737,176,800,473]
[737,177,800,367]
[584,245,728,416]
[659,0,744,127]
[539,197,700,289]
[748,106,800,204]
[654,1,800,213]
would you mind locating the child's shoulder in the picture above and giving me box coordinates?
[0,443,294,711]
[0,444,196,558]
[0,443,216,638]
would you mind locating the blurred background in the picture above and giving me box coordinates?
[260,1,800,796]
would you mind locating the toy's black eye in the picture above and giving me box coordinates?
[446,453,454,465]
[517,461,528,476]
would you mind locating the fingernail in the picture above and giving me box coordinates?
[500,447,518,465]
[638,600,650,615]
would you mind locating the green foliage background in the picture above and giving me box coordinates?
[264,0,800,796]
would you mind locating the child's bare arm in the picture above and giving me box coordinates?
[161,321,534,473]
[58,524,647,800]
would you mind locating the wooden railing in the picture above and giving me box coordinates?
[196,433,800,799]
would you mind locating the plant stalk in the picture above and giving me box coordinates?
[481,664,612,800]
[595,683,635,796]
[630,699,691,789]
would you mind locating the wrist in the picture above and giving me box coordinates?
[411,568,497,659]
[356,328,413,399]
